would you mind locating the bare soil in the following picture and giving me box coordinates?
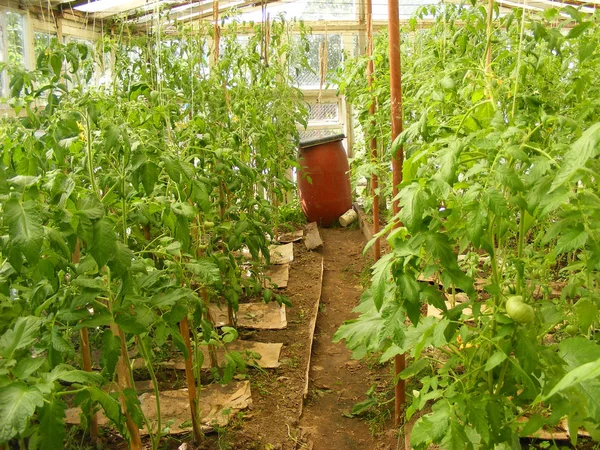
[197,226,398,449]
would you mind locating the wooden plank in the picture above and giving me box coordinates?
[304,222,323,251]
[299,256,325,418]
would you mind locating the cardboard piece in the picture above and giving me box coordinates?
[269,243,294,265]
[264,263,289,289]
[304,222,323,251]
[277,230,304,244]
[210,302,287,330]
[65,381,252,435]
[164,341,283,369]
[518,417,591,440]
[426,293,485,319]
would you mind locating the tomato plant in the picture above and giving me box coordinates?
[0,14,308,448]
[336,4,600,448]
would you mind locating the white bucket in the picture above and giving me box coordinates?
[339,208,358,227]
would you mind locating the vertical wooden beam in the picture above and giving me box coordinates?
[357,0,367,54]
[387,0,406,427]
[56,14,63,43]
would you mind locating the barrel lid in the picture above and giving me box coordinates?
[299,133,346,149]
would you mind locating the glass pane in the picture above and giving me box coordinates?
[308,102,339,122]
[291,34,343,89]
[7,12,25,66]
[34,32,58,60]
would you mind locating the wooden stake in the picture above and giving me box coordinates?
[387,0,406,427]
[485,0,494,74]
[202,288,220,369]
[212,0,220,65]
[73,240,99,442]
[366,0,381,262]
[109,319,142,450]
[179,316,203,442]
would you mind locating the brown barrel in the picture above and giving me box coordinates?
[297,134,352,227]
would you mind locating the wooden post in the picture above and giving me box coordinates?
[387,0,406,427]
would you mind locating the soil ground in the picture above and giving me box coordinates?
[298,227,397,450]
[196,226,398,449]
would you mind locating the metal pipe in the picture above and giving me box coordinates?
[366,0,381,262]
[387,0,405,427]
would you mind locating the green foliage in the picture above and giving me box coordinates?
[336,3,600,448]
[0,12,309,448]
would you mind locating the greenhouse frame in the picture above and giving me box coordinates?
[1,0,600,447]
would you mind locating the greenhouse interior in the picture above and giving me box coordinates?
[1,0,600,448]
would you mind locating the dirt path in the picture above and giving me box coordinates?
[299,227,396,450]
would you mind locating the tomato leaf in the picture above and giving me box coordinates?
[4,199,44,264]
[0,316,42,360]
[89,218,117,268]
[0,382,44,442]
[544,357,600,400]
[551,123,600,191]
[38,397,67,450]
[485,351,507,371]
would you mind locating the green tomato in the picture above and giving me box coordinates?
[565,324,579,336]
[506,295,534,324]
[441,76,455,90]
[204,221,215,230]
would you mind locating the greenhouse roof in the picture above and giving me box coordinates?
[43,0,600,27]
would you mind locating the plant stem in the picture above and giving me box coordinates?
[85,112,98,197]
[137,335,161,449]
[511,7,527,120]
[494,329,517,395]
[517,207,526,294]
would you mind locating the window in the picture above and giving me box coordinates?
[34,31,58,60]
[7,12,25,66]
[1,10,27,98]
[291,34,343,89]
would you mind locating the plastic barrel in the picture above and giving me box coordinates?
[297,134,352,227]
